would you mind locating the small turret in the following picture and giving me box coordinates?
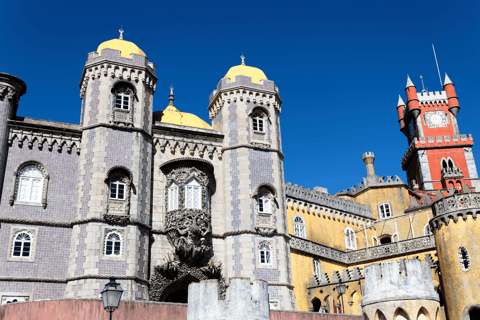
[405,75,420,117]
[362,152,375,177]
[397,95,406,130]
[443,73,460,117]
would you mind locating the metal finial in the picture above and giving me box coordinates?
[240,54,245,66]
[420,75,426,93]
[168,85,174,106]
[119,28,124,40]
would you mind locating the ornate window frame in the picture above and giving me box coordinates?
[9,161,49,209]
[377,202,392,220]
[7,227,38,263]
[104,166,133,223]
[249,107,270,146]
[256,238,276,268]
[101,227,126,261]
[344,227,356,250]
[293,214,306,239]
[252,183,278,236]
[457,246,471,272]
[110,81,136,127]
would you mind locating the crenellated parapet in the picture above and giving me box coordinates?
[337,175,405,196]
[208,76,282,120]
[80,48,157,99]
[417,90,448,107]
[430,192,480,229]
[285,182,373,219]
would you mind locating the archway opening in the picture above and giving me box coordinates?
[164,288,188,303]
[312,298,321,312]
[469,308,480,320]
[380,236,392,245]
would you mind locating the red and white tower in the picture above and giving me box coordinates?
[398,74,479,191]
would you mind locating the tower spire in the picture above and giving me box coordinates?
[397,95,405,107]
[444,73,453,86]
[119,28,124,40]
[406,75,415,88]
[240,54,245,66]
[168,85,175,106]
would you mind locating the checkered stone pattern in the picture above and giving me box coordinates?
[0,139,79,222]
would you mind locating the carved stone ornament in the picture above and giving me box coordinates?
[103,166,132,223]
[254,186,277,236]
[165,167,212,264]
[110,82,135,127]
[9,161,50,209]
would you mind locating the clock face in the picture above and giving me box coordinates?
[425,111,447,128]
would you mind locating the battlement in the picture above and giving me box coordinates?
[417,90,448,106]
[285,182,373,219]
[362,259,438,306]
[362,152,375,160]
[401,134,474,169]
[85,48,156,73]
[187,278,270,320]
[337,175,405,196]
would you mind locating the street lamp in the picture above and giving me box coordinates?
[335,279,346,314]
[101,277,124,320]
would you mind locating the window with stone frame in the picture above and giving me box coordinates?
[104,231,123,257]
[293,214,306,238]
[111,82,135,126]
[253,184,277,236]
[344,227,356,250]
[457,246,471,272]
[9,161,50,208]
[377,202,392,220]
[258,241,272,265]
[168,182,179,211]
[185,178,202,209]
[104,166,132,221]
[12,231,32,258]
[251,108,268,142]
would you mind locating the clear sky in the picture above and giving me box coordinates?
[2,0,480,194]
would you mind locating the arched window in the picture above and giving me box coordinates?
[104,166,132,218]
[12,231,32,257]
[377,202,392,219]
[442,159,448,169]
[115,88,130,110]
[258,242,272,265]
[185,179,201,209]
[379,235,392,245]
[17,167,43,203]
[448,159,455,169]
[10,161,49,208]
[168,182,179,211]
[344,228,356,250]
[104,232,122,256]
[250,108,268,143]
[252,111,265,132]
[258,195,271,213]
[313,259,322,277]
[424,224,432,236]
[457,246,471,272]
[293,215,306,238]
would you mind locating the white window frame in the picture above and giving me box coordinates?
[252,115,265,132]
[313,259,322,277]
[12,231,32,258]
[424,224,433,236]
[344,227,357,250]
[293,214,306,238]
[378,202,392,220]
[104,231,123,257]
[258,242,272,265]
[115,89,130,110]
[168,182,179,211]
[16,167,44,204]
[109,180,126,200]
[8,227,38,262]
[258,196,271,214]
[185,178,202,209]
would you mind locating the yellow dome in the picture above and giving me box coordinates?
[158,105,212,130]
[224,64,268,84]
[97,39,146,59]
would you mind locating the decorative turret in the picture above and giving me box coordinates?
[397,95,406,131]
[362,152,375,177]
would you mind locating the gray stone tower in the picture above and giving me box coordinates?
[208,58,295,310]
[65,35,157,300]
[0,73,26,197]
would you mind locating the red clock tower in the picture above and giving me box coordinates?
[397,74,479,191]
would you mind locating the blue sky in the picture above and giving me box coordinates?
[2,0,479,194]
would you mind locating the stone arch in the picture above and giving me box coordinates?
[159,273,200,303]
[417,307,430,320]
[323,295,331,313]
[394,307,410,320]
[363,313,370,320]
[375,310,387,320]
[311,297,321,312]
[351,291,361,315]
[462,303,480,320]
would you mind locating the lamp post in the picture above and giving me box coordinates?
[101,277,124,320]
[335,279,346,314]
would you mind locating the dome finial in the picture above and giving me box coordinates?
[169,85,175,106]
[119,28,124,40]
[241,53,245,66]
